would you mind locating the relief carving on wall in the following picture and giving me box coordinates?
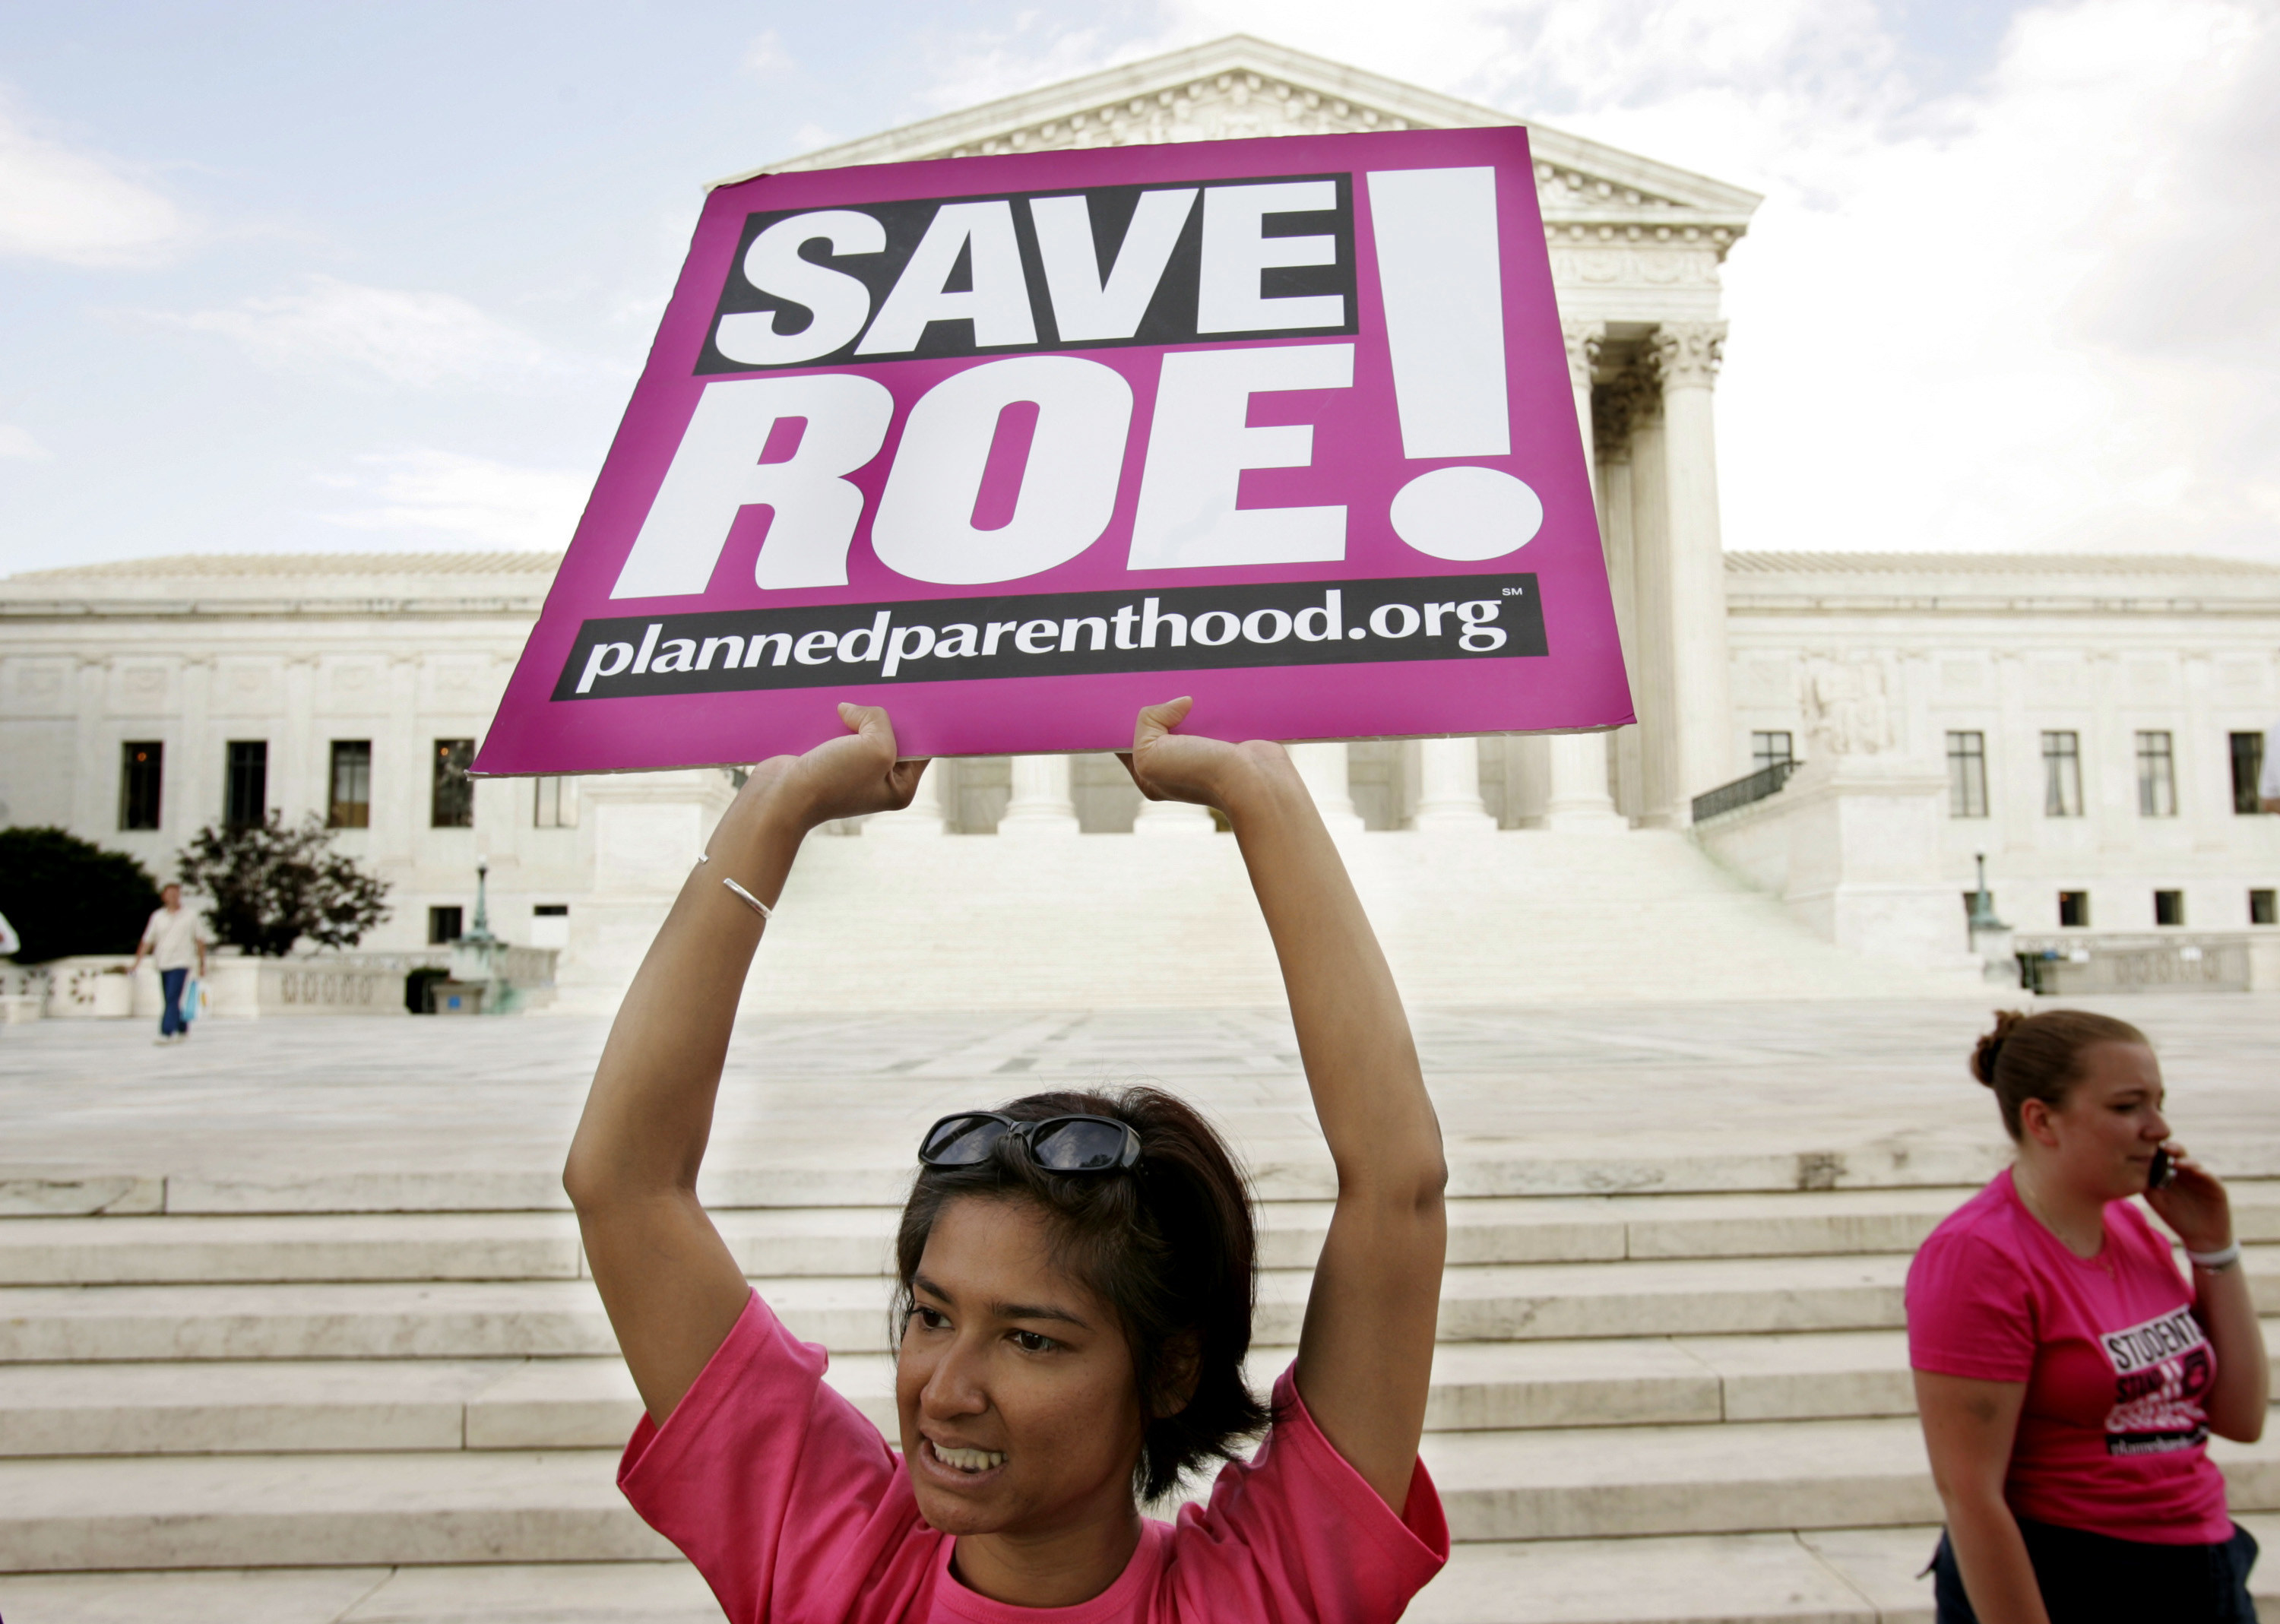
[1801,655,1898,759]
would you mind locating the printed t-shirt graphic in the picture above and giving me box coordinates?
[2098,1303,2213,1457]
[1905,1168,2230,1544]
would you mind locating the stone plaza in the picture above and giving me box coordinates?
[0,994,2275,1621]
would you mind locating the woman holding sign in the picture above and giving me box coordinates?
[565,699,1449,1621]
[1909,1009,2266,1622]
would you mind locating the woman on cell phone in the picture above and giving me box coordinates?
[564,698,1450,1622]
[1909,1008,2267,1622]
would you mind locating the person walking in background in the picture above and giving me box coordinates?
[130,883,208,1044]
[1909,1009,2266,1622]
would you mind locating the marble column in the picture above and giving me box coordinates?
[1287,741,1363,832]
[1651,321,1738,820]
[998,754,1081,836]
[1624,382,1679,826]
[1546,321,1623,831]
[1413,737,1495,829]
[865,758,948,837]
[1598,434,1644,821]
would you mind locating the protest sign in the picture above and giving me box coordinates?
[473,125,1632,775]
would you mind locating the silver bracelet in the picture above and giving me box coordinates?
[721,877,774,921]
[2187,1240,2242,1271]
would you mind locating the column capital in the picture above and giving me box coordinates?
[1650,321,1727,391]
[1594,366,1656,457]
[1560,320,1606,391]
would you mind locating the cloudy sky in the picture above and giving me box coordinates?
[1,0,2272,575]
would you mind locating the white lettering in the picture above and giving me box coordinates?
[611,374,893,597]
[575,641,633,695]
[1196,182,1344,334]
[872,356,1132,585]
[857,201,1036,355]
[1029,189,1197,341]
[1127,343,1354,570]
[881,623,936,678]
[715,210,885,366]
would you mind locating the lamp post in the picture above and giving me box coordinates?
[449,859,509,1013]
[1966,852,2017,986]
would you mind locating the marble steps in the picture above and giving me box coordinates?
[8,1146,2098,1217]
[11,1521,2280,1624]
[0,1188,1987,1286]
[14,1326,2278,1459]
[7,1416,2278,1575]
[14,1185,2275,1285]
[724,832,1984,1015]
[8,1248,2275,1365]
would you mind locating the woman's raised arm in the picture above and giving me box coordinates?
[563,704,926,1425]
[1123,698,1447,1511]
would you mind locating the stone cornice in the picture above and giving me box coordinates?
[728,34,1762,249]
[0,597,546,622]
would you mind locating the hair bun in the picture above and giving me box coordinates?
[1971,1010,2027,1087]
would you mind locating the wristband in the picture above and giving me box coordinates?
[2187,1240,2241,1271]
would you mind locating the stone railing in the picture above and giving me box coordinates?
[2013,934,2267,996]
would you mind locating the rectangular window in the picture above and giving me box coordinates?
[1946,731,1988,818]
[328,740,372,829]
[428,906,464,945]
[2154,889,2186,927]
[119,741,163,831]
[2041,731,2082,818]
[431,739,475,828]
[225,740,268,828]
[2231,731,2266,814]
[2252,888,2276,926]
[2135,731,2177,817]
[2058,890,2091,929]
[533,775,580,828]
[1750,731,1794,773]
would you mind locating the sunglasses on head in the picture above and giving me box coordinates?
[918,1111,1142,1173]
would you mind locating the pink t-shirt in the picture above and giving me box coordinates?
[1906,1169,2229,1544]
[620,1290,1449,1623]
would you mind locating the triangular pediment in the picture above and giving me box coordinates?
[726,36,1759,237]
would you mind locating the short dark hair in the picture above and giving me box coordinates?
[1971,1008,2151,1138]
[894,1086,1269,1502]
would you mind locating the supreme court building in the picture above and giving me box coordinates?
[7,38,2279,1008]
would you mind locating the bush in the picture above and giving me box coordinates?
[177,814,391,957]
[0,827,163,962]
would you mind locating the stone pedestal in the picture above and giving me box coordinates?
[998,755,1080,837]
[1287,742,1363,832]
[1413,738,1495,831]
[1132,796,1216,836]
[1542,734,1626,831]
[1694,754,1968,967]
[552,769,736,1011]
[866,759,948,838]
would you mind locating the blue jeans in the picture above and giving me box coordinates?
[159,967,188,1037]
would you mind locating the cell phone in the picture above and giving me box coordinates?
[2149,1147,2176,1190]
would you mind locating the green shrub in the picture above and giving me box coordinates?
[177,814,391,957]
[0,827,163,962]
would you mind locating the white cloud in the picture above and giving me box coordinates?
[316,450,590,550]
[0,97,188,267]
[933,0,2280,559]
[744,30,793,78]
[0,423,52,461]
[154,276,569,388]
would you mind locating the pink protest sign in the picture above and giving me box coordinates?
[473,125,1631,775]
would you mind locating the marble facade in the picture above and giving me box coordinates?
[5,39,2278,991]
